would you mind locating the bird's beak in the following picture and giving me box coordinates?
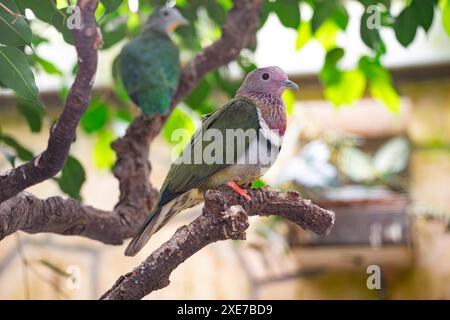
[282,79,299,90]
[176,14,189,26]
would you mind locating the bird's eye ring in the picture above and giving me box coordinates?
[262,73,269,80]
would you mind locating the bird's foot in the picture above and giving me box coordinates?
[226,181,252,201]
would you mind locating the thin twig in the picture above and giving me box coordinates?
[15,233,30,300]
[0,2,26,24]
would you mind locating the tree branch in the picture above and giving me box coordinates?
[100,187,334,300]
[0,0,101,204]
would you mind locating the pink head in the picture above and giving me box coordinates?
[236,66,298,97]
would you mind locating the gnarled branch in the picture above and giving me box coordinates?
[100,187,334,300]
[0,0,101,204]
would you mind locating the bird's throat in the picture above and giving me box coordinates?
[237,91,287,136]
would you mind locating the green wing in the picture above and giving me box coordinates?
[119,31,180,115]
[157,98,261,206]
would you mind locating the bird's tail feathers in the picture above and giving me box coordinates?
[124,206,166,257]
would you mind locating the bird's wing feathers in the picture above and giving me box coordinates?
[119,31,180,115]
[158,98,261,207]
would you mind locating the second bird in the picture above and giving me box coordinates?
[119,7,188,116]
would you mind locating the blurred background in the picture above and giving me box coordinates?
[0,0,450,299]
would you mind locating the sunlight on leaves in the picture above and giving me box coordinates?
[324,69,366,107]
[441,0,450,36]
[295,20,312,51]
[315,19,340,51]
[163,106,196,154]
[94,129,116,169]
[282,89,296,116]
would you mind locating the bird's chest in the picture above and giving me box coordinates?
[205,135,281,188]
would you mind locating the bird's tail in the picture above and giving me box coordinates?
[124,205,165,257]
[124,190,202,256]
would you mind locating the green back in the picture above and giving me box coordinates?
[157,98,261,207]
[119,30,180,116]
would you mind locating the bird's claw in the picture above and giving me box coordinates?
[226,181,252,201]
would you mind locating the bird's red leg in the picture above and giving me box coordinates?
[226,180,252,201]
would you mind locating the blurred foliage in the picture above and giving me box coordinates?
[0,0,449,199]
[53,155,86,201]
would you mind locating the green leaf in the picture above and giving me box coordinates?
[51,7,73,45]
[260,0,272,27]
[315,19,340,50]
[184,78,212,113]
[295,20,312,51]
[370,78,400,113]
[101,0,123,14]
[33,55,64,75]
[331,4,349,30]
[359,56,400,112]
[80,98,109,133]
[0,0,32,46]
[320,47,344,86]
[360,10,386,54]
[163,106,196,153]
[273,0,301,29]
[54,155,86,201]
[17,1,73,44]
[311,0,336,32]
[17,98,45,133]
[441,0,450,36]
[412,0,434,31]
[0,134,33,161]
[93,129,116,169]
[252,179,267,189]
[0,46,38,101]
[115,108,133,123]
[16,0,57,24]
[282,90,296,116]
[100,14,127,50]
[324,69,366,107]
[394,6,418,47]
[205,1,227,26]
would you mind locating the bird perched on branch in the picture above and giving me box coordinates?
[119,7,188,116]
[125,66,299,256]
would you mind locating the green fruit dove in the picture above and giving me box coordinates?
[125,66,299,256]
[119,7,188,116]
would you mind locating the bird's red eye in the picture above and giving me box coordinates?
[262,73,269,80]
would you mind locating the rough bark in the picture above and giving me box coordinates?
[0,0,101,204]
